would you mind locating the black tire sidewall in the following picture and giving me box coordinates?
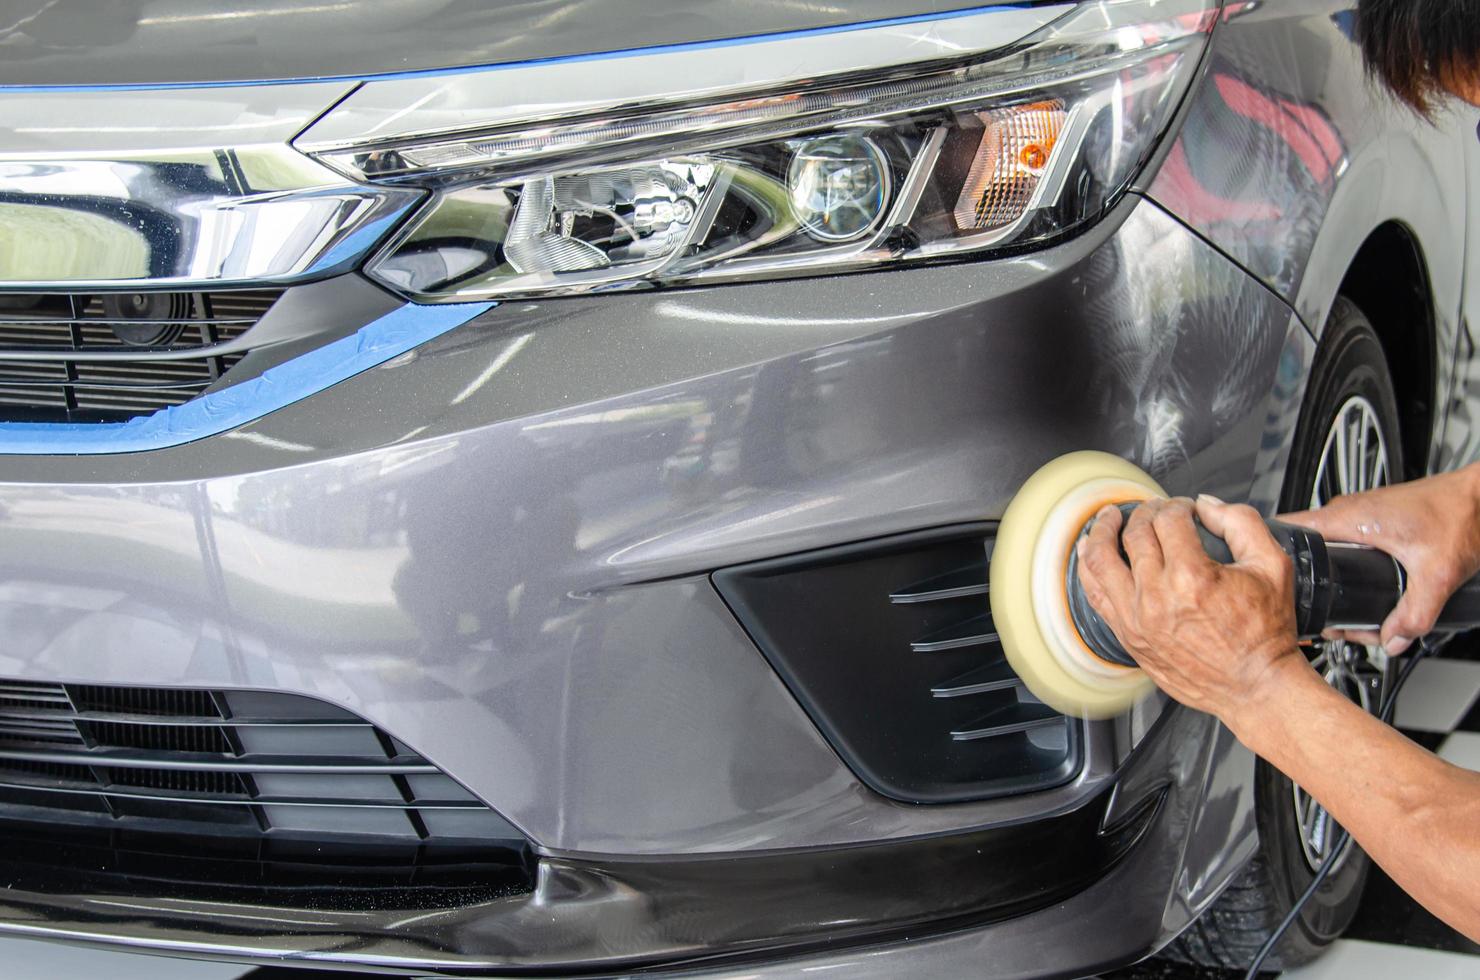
[1260,297,1405,958]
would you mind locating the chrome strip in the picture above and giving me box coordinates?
[295,4,1074,155]
[0,335,257,363]
[0,83,422,288]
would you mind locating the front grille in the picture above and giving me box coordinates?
[0,679,524,861]
[0,290,281,422]
[714,525,1081,804]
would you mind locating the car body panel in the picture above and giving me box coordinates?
[0,197,1304,858]
[1144,0,1479,475]
[0,0,1069,87]
[0,0,1475,974]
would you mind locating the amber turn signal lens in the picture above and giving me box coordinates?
[953,100,1067,232]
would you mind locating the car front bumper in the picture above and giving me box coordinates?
[0,193,1303,974]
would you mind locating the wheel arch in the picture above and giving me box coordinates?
[1335,221,1438,482]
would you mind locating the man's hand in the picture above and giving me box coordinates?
[1077,492,1480,948]
[1075,496,1309,731]
[1281,464,1480,653]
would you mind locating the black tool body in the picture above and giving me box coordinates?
[1066,503,1480,668]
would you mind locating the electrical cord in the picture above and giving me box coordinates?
[1240,636,1441,980]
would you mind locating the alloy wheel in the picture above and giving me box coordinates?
[1294,395,1391,872]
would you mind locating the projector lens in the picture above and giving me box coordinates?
[786,135,890,243]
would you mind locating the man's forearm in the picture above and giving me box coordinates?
[1227,656,1480,942]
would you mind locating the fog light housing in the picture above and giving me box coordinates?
[786,134,890,243]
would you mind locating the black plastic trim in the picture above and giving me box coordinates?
[713,523,1083,804]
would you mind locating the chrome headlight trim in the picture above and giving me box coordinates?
[0,83,423,290]
[294,4,1075,171]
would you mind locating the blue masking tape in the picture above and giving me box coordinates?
[0,301,494,456]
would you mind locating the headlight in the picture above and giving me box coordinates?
[306,0,1216,301]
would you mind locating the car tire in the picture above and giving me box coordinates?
[1165,296,1404,971]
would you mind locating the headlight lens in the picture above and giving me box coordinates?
[332,0,1216,301]
[787,135,893,243]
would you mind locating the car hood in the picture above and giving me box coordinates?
[0,0,1028,87]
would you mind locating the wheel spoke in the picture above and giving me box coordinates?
[1334,407,1352,495]
[1312,809,1329,856]
[1311,450,1330,509]
[1356,408,1370,491]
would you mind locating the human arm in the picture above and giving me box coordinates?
[1076,497,1480,942]
[1233,654,1480,944]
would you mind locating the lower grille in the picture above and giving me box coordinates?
[0,679,528,897]
[0,290,281,422]
[714,524,1081,803]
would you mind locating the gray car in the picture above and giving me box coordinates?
[0,1,1474,977]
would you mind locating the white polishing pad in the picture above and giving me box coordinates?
[991,451,1165,718]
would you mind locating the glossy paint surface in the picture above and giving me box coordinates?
[0,197,1305,861]
[1144,0,1477,475]
[1,0,1477,973]
[0,1,1063,87]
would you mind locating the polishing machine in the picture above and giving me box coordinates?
[991,451,1480,717]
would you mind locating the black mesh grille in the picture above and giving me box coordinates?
[0,290,280,422]
[69,683,220,717]
[80,719,234,754]
[1,758,94,782]
[0,679,526,874]
[104,766,248,796]
[713,524,1082,804]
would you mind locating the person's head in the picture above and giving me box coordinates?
[1357,0,1480,112]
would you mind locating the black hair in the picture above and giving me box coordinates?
[1357,0,1480,116]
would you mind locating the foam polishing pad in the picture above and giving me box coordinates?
[991,451,1164,718]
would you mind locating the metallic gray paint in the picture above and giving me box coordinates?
[0,1,1064,87]
[1434,114,1480,470]
[2,1,1477,973]
[1143,0,1477,473]
[0,84,422,288]
[0,197,1303,862]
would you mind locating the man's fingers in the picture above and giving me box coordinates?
[1195,494,1232,536]
[1380,591,1442,654]
[1121,500,1165,576]
[1078,505,1136,616]
[1196,496,1285,575]
[1379,612,1415,654]
[1150,498,1213,571]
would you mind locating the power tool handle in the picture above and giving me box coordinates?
[1203,516,1480,636]
[1196,517,1405,637]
